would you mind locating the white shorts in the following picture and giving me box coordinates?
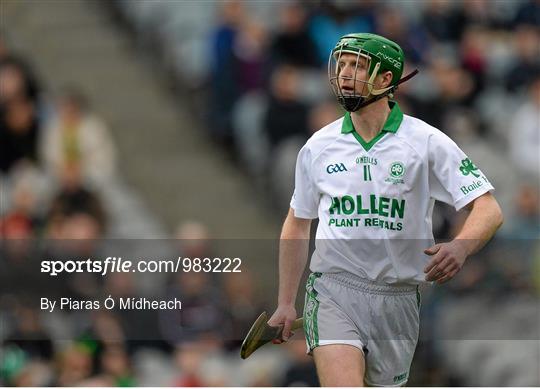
[303,272,420,386]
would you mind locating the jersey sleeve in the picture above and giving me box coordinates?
[290,145,320,219]
[428,131,494,211]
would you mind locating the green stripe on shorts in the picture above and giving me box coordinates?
[304,273,322,349]
[303,293,313,349]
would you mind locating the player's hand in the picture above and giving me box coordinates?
[424,241,469,284]
[267,304,297,344]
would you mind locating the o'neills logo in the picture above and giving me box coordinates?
[377,52,402,69]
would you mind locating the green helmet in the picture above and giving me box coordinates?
[329,33,409,112]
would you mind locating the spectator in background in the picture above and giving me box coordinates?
[95,344,136,386]
[46,163,107,236]
[160,221,230,347]
[2,356,52,387]
[66,311,146,385]
[0,94,41,173]
[233,20,268,95]
[206,2,268,150]
[504,26,540,93]
[54,343,93,386]
[374,5,429,65]
[102,270,169,356]
[163,270,229,347]
[0,56,41,105]
[37,163,108,301]
[423,0,466,43]
[3,305,54,361]
[461,0,497,28]
[208,0,246,144]
[416,56,476,134]
[223,269,266,350]
[308,1,375,64]
[307,101,340,133]
[459,25,489,98]
[489,184,540,293]
[0,167,42,240]
[269,3,320,69]
[509,73,540,178]
[0,343,53,387]
[264,65,309,148]
[0,52,46,173]
[174,220,211,259]
[504,184,540,240]
[172,341,207,386]
[0,166,49,274]
[173,338,234,386]
[513,0,540,27]
[269,101,339,211]
[40,88,117,188]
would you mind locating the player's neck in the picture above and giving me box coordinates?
[350,98,391,143]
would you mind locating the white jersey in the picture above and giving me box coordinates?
[290,102,494,284]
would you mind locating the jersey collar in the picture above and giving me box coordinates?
[341,101,404,151]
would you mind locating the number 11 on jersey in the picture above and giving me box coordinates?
[363,165,372,181]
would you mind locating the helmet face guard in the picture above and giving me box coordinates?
[328,47,389,112]
[328,33,417,112]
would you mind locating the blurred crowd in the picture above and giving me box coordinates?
[0,27,124,387]
[2,0,539,386]
[0,38,117,243]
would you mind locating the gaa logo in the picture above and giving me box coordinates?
[326,163,348,174]
[389,161,405,178]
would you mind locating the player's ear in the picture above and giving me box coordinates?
[379,71,393,89]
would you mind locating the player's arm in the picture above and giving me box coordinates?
[268,208,312,341]
[424,192,503,283]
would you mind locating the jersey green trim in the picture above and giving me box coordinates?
[341,101,403,151]
[350,128,387,151]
